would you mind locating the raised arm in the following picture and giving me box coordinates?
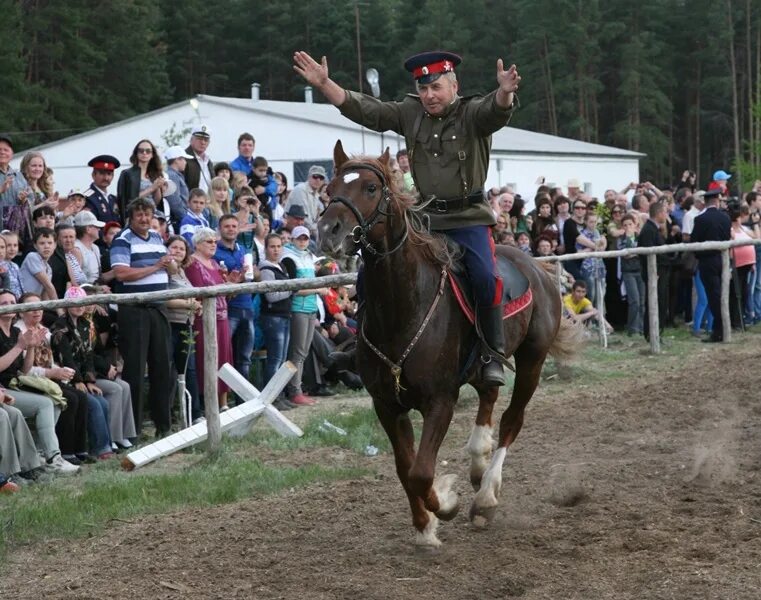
[293,52,347,107]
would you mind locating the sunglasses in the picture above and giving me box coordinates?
[574,205,586,210]
[311,175,325,180]
[137,148,153,154]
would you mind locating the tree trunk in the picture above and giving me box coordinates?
[747,0,755,170]
[727,0,742,191]
[543,34,558,136]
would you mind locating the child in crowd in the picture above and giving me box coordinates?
[578,212,607,304]
[2,231,22,268]
[180,189,210,249]
[214,162,234,205]
[250,156,278,223]
[19,228,57,300]
[618,213,645,336]
[516,231,533,255]
[0,236,16,296]
[208,177,231,229]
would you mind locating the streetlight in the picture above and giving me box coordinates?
[366,68,384,152]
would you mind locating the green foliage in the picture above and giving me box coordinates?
[4,0,759,186]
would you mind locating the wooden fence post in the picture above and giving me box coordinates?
[647,254,660,353]
[721,249,732,342]
[202,297,221,452]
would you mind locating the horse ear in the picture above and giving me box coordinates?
[334,140,349,170]
[379,147,391,165]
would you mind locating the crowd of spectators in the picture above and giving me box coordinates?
[0,120,758,492]
[0,128,363,492]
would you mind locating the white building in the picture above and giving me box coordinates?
[13,90,643,207]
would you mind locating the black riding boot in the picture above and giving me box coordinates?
[479,305,506,387]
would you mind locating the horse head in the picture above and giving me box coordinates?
[318,140,398,258]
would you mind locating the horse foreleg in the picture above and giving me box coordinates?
[374,402,437,546]
[470,352,546,527]
[409,402,459,533]
[467,386,499,490]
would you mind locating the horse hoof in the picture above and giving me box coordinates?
[469,502,497,528]
[414,514,442,548]
[433,473,459,521]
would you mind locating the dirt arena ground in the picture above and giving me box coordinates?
[3,334,761,599]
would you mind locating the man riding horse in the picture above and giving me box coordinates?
[293,49,521,387]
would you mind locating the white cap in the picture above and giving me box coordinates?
[73,211,106,228]
[292,225,311,239]
[164,145,192,161]
[191,124,211,138]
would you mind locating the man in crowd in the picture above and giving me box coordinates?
[84,155,121,225]
[637,201,670,336]
[110,198,178,436]
[74,211,110,284]
[567,178,582,201]
[214,214,257,397]
[164,146,192,229]
[294,48,520,386]
[691,189,731,342]
[230,132,256,179]
[0,135,29,230]
[681,191,705,242]
[285,165,326,239]
[279,204,308,235]
[184,125,214,193]
[562,198,588,282]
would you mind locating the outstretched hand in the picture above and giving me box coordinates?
[293,51,329,88]
[497,59,521,94]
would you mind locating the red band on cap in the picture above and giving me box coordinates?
[92,161,115,170]
[412,59,455,79]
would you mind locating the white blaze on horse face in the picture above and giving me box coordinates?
[343,172,360,184]
[473,447,507,513]
[467,425,494,486]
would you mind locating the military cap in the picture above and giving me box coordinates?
[88,155,121,171]
[191,125,211,138]
[404,51,462,85]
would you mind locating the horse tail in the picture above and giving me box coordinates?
[549,313,584,363]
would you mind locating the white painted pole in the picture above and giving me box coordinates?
[721,250,732,342]
[647,254,660,354]
[596,278,607,349]
[555,261,563,292]
[202,298,221,452]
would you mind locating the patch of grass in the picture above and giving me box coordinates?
[230,406,391,455]
[0,452,366,556]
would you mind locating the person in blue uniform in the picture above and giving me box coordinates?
[84,155,122,225]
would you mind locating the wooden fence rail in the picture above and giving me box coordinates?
[0,238,756,453]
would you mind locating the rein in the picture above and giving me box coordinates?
[361,267,448,407]
[327,162,408,258]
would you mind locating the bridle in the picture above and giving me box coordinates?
[326,162,408,258]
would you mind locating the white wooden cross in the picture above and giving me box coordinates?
[122,361,302,470]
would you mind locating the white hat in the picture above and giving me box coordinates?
[567,178,581,188]
[292,225,311,239]
[73,211,106,228]
[164,145,192,161]
[191,124,211,138]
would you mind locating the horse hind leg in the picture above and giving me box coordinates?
[466,386,499,490]
[470,350,546,528]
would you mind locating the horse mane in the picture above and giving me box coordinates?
[341,156,455,268]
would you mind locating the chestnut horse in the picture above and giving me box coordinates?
[318,141,578,547]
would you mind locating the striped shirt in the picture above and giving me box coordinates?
[110,228,169,293]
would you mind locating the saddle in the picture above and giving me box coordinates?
[447,244,532,325]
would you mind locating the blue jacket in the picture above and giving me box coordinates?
[214,240,252,310]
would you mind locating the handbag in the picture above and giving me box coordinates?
[10,374,67,409]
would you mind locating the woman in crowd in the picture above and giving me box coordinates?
[17,292,93,464]
[281,226,328,406]
[165,235,202,423]
[272,171,289,230]
[50,287,114,459]
[116,139,166,216]
[617,214,646,336]
[185,227,238,411]
[254,216,270,266]
[207,176,231,230]
[0,384,43,483]
[57,223,88,288]
[0,235,17,297]
[232,186,260,256]
[604,204,627,328]
[20,152,56,209]
[531,196,558,241]
[730,204,758,326]
[258,233,294,409]
[0,290,80,473]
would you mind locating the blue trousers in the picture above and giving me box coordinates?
[443,225,502,308]
[260,314,291,385]
[229,306,256,381]
[86,393,112,455]
[693,270,714,333]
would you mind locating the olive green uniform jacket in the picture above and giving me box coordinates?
[339,89,516,230]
